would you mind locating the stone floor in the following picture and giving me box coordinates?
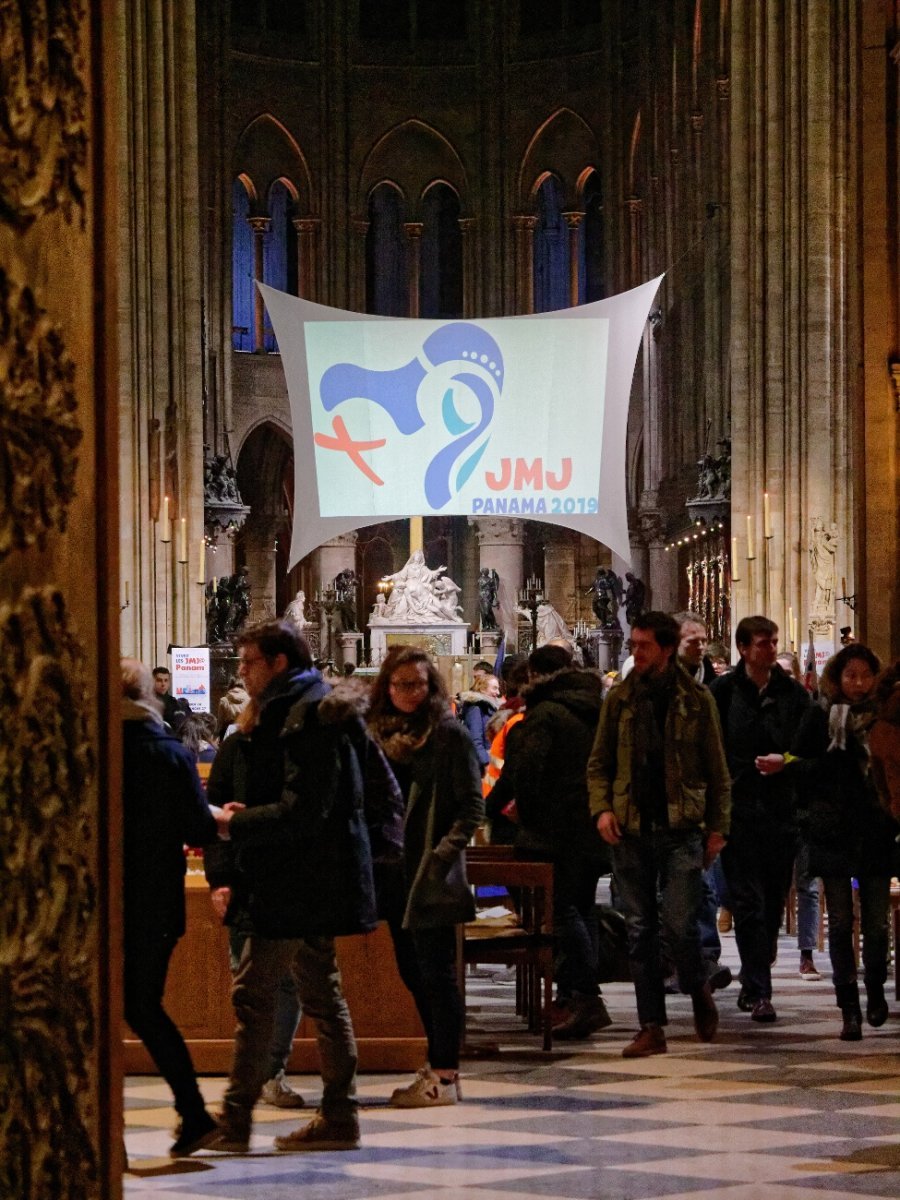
[124,930,900,1200]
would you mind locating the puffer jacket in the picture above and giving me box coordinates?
[870,684,900,821]
[509,668,606,855]
[587,662,731,836]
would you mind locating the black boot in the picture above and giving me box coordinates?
[836,982,862,1042]
[865,981,889,1028]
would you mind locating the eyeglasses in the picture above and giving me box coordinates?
[389,680,429,692]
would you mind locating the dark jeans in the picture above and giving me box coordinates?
[374,862,434,1044]
[721,822,796,1001]
[697,870,723,964]
[229,927,302,1079]
[124,932,207,1122]
[613,829,705,1028]
[822,874,890,992]
[411,925,463,1071]
[794,841,820,953]
[552,853,603,1000]
[223,934,357,1130]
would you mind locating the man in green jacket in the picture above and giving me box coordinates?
[587,611,731,1057]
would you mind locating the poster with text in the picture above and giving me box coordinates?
[171,647,211,713]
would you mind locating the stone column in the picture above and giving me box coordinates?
[459,216,477,317]
[242,511,279,624]
[248,215,270,352]
[350,218,369,313]
[317,531,358,588]
[640,510,676,613]
[625,197,643,286]
[404,221,424,317]
[470,517,525,644]
[294,216,320,302]
[511,215,537,314]
[562,211,585,306]
[543,532,577,622]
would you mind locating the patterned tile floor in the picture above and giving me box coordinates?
[125,931,900,1199]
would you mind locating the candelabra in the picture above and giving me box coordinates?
[518,575,544,651]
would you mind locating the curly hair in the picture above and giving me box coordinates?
[368,645,450,728]
[819,643,881,701]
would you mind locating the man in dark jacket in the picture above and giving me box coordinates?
[210,621,394,1154]
[122,659,219,1158]
[711,615,811,1022]
[508,644,611,1038]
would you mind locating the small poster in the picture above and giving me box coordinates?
[171,647,211,713]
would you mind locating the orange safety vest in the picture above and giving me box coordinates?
[482,710,525,799]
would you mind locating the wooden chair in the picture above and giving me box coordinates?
[457,856,555,1051]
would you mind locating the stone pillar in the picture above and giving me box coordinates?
[350,218,369,313]
[626,197,643,286]
[248,216,270,352]
[562,211,585,306]
[511,215,537,314]
[242,511,279,623]
[640,510,676,613]
[470,518,525,644]
[459,216,477,317]
[543,532,577,622]
[404,221,424,317]
[317,531,358,588]
[294,216,320,302]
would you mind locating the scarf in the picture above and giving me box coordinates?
[826,698,876,775]
[122,696,164,725]
[369,711,439,764]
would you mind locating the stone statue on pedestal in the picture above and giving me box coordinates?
[370,550,465,625]
[477,567,500,630]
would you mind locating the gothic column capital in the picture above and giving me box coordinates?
[716,76,730,101]
[292,216,321,234]
[458,217,476,234]
[562,210,585,230]
[511,214,538,233]
[638,508,666,545]
[468,517,526,547]
[248,216,271,234]
[690,112,704,133]
[320,531,359,549]
[352,217,370,237]
[403,221,424,240]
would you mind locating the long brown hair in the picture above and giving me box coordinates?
[368,646,450,730]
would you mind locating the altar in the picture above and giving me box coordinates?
[367,549,469,663]
[368,620,469,663]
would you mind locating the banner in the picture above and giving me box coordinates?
[170,647,211,713]
[260,277,663,567]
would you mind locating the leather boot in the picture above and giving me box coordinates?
[836,982,862,1042]
[691,981,719,1042]
[553,994,613,1040]
[865,981,889,1028]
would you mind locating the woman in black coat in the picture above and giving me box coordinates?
[121,659,218,1157]
[368,646,484,1108]
[790,644,897,1040]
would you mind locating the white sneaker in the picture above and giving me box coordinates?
[261,1070,305,1109]
[390,1068,460,1108]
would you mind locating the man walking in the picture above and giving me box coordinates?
[710,616,810,1022]
[587,612,731,1057]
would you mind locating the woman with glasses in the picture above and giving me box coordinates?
[367,646,484,1106]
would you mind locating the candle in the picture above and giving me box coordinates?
[197,539,206,585]
[731,536,741,582]
[124,579,129,607]
[161,494,172,542]
[746,514,755,560]
[788,606,794,645]
[763,492,772,539]
[178,517,187,563]
[212,575,217,595]
[792,612,798,648]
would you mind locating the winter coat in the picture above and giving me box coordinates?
[710,661,810,831]
[458,691,500,769]
[228,678,402,939]
[122,708,217,940]
[509,668,607,857]
[870,685,900,821]
[587,662,731,836]
[790,701,898,878]
[399,717,485,930]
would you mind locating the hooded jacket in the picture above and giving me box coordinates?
[509,668,606,854]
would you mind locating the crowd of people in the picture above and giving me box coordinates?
[122,608,900,1159]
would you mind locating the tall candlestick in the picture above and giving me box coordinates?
[763,492,772,539]
[178,517,187,563]
[731,536,741,582]
[197,539,206,585]
[788,606,794,646]
[161,494,172,543]
[212,575,217,595]
[746,514,755,560]
[124,579,129,607]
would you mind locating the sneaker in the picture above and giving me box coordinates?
[717,908,733,933]
[622,1025,667,1058]
[390,1067,460,1108]
[261,1070,305,1109]
[798,956,821,981]
[168,1112,219,1158]
[708,964,733,992]
[691,983,719,1043]
[553,996,612,1040]
[751,998,776,1023]
[274,1112,360,1152]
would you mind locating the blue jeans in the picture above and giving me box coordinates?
[229,927,301,1079]
[697,870,723,963]
[612,829,705,1028]
[822,874,890,991]
[794,841,820,953]
[223,935,357,1130]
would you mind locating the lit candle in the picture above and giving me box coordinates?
[763,492,772,538]
[124,579,129,607]
[197,539,206,585]
[792,612,798,648]
[746,514,755,560]
[161,494,172,542]
[731,536,741,582]
[212,575,217,595]
[178,517,187,563]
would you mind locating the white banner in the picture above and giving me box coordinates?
[260,277,663,567]
[170,647,211,714]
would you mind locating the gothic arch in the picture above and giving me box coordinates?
[234,113,314,216]
[518,108,599,210]
[358,119,468,220]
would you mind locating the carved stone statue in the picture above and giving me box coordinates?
[205,567,252,644]
[517,601,575,649]
[371,550,464,625]
[624,572,647,626]
[587,567,623,628]
[333,568,359,632]
[713,438,731,499]
[477,566,500,630]
[810,518,839,622]
[204,451,242,505]
[284,588,308,630]
[694,453,718,501]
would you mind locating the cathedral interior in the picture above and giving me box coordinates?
[1,1,899,1197]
